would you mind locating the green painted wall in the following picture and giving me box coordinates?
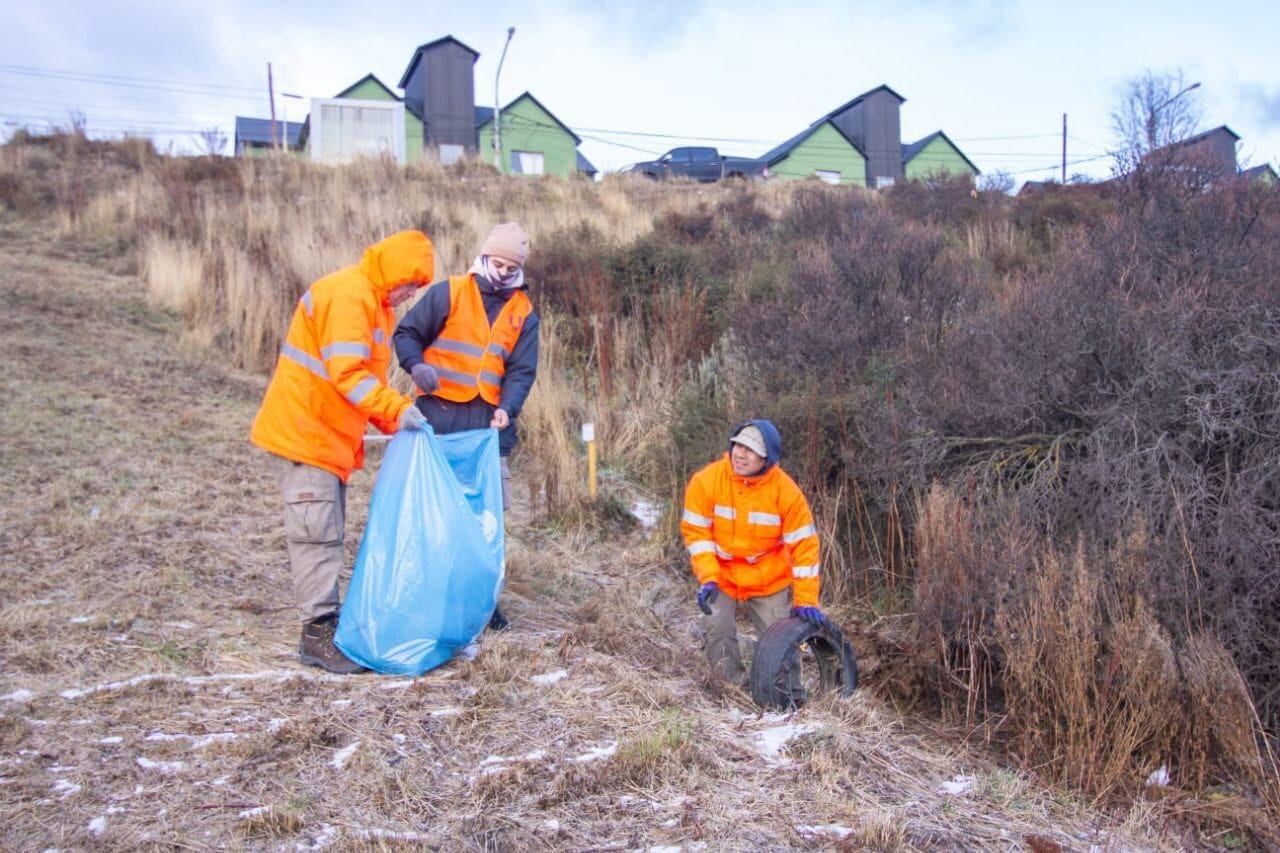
[331,79,424,163]
[904,136,977,181]
[768,123,866,186]
[478,96,578,177]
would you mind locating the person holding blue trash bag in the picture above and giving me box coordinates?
[680,420,828,686]
[251,230,436,675]
[393,222,540,631]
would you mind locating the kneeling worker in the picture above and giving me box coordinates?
[251,230,436,674]
[680,420,828,685]
[392,222,540,631]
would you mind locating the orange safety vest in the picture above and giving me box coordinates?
[680,455,822,607]
[422,273,533,406]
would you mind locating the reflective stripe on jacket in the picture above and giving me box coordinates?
[680,455,821,607]
[250,230,434,481]
[422,274,533,406]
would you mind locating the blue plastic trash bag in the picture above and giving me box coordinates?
[335,426,504,675]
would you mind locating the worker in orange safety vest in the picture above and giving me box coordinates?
[680,419,828,685]
[251,230,436,674]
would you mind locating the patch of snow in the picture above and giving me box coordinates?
[145,732,188,743]
[105,806,125,815]
[581,686,605,694]
[191,732,239,749]
[393,733,406,744]
[98,736,123,744]
[752,722,815,762]
[47,765,74,773]
[428,707,461,717]
[378,680,414,690]
[330,741,360,770]
[1,689,34,704]
[295,823,339,850]
[212,776,230,786]
[164,621,195,629]
[53,779,81,798]
[939,775,976,795]
[571,741,618,763]
[330,699,352,708]
[459,643,480,661]
[60,669,354,700]
[351,828,433,842]
[30,599,53,606]
[267,718,288,733]
[630,500,663,529]
[797,824,854,839]
[530,669,568,685]
[87,816,107,836]
[24,717,49,727]
[1146,765,1170,787]
[68,616,91,624]
[238,806,270,819]
[541,819,560,832]
[660,818,679,828]
[135,757,184,774]
[109,635,129,642]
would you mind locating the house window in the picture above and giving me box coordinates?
[875,176,896,189]
[438,144,464,165]
[511,150,544,175]
[309,98,405,164]
[815,170,841,185]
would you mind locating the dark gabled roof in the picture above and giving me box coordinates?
[577,150,598,176]
[398,35,480,89]
[476,91,582,144]
[333,73,400,101]
[234,116,303,147]
[1174,124,1241,147]
[811,84,907,127]
[1241,163,1278,181]
[758,119,865,166]
[901,130,981,175]
[474,106,494,127]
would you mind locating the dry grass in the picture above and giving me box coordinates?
[0,220,1192,849]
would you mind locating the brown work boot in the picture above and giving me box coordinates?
[299,613,366,675]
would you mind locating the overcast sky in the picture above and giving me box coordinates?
[3,0,1277,183]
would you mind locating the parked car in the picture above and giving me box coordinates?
[629,146,768,182]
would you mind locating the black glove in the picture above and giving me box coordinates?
[696,581,720,615]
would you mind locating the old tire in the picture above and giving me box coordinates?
[749,617,858,710]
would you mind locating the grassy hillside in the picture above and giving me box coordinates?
[2,130,1278,847]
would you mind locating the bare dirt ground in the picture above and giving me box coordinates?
[0,222,1180,850]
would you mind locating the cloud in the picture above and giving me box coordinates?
[1239,83,1280,130]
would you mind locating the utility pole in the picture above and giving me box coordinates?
[1062,113,1067,183]
[267,62,278,150]
[493,26,515,173]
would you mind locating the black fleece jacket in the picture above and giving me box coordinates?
[392,277,540,456]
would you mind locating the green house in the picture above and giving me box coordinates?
[759,120,867,186]
[902,131,980,182]
[477,92,582,177]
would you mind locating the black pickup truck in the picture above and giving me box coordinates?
[627,146,769,182]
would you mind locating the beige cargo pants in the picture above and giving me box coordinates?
[277,458,347,623]
[702,587,793,685]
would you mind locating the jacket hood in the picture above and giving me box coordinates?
[358,230,435,301]
[728,418,782,472]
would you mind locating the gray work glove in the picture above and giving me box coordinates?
[399,405,429,432]
[411,363,440,393]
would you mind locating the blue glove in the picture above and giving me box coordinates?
[696,582,720,615]
[411,363,440,393]
[792,606,829,629]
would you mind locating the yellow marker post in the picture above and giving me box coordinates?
[582,422,597,500]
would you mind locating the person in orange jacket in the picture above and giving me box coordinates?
[251,230,436,674]
[680,419,827,685]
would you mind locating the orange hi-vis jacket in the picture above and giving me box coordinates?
[681,455,821,607]
[421,273,533,406]
[250,231,435,482]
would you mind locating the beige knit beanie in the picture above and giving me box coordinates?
[480,222,529,265]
